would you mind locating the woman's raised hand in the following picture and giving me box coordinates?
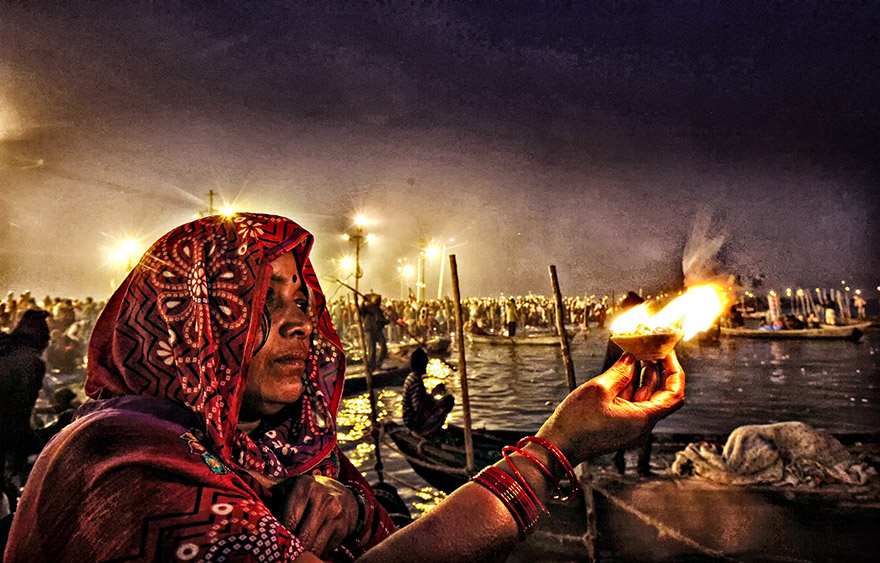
[536,351,685,466]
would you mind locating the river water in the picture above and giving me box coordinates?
[337,327,880,516]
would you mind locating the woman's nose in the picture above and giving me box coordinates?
[279,300,312,339]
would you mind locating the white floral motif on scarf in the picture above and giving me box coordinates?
[234,217,266,255]
[153,235,250,350]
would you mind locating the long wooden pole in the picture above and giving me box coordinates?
[549,266,596,562]
[549,265,577,392]
[352,290,384,483]
[449,255,475,473]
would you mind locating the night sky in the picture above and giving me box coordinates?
[1,1,877,301]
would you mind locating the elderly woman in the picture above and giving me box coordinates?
[5,213,685,562]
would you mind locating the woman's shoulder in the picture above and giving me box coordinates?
[45,396,202,469]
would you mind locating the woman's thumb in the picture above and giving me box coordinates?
[597,353,636,395]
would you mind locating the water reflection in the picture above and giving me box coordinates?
[338,329,880,518]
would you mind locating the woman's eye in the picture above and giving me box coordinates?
[297,300,309,313]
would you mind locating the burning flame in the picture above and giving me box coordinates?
[610,284,728,341]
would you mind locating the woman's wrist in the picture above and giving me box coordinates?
[519,442,566,486]
[346,485,367,539]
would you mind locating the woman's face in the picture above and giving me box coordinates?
[243,252,313,417]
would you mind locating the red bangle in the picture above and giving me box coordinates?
[471,465,540,539]
[503,445,568,501]
[517,436,579,502]
[501,447,549,516]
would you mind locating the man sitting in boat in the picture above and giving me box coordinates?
[402,347,454,436]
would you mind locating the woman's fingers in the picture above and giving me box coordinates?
[283,479,312,530]
[619,363,638,401]
[658,350,684,394]
[295,496,326,551]
[646,351,685,413]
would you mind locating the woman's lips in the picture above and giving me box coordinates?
[274,355,306,370]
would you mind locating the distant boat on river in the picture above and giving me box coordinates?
[720,322,870,341]
[466,330,577,346]
[388,336,452,358]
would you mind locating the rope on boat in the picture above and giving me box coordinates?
[589,479,741,563]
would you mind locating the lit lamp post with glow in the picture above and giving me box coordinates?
[108,237,142,289]
[338,255,357,283]
[421,238,466,300]
[423,243,441,301]
[342,215,374,295]
[397,259,414,300]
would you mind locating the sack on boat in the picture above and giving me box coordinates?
[670,421,876,486]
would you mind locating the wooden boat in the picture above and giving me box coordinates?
[465,330,577,346]
[388,336,452,358]
[579,432,880,562]
[720,323,869,341]
[385,423,880,561]
[343,365,410,396]
[382,420,522,493]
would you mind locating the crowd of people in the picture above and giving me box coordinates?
[0,292,103,375]
[0,293,98,531]
[327,292,617,369]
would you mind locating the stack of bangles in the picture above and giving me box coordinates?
[471,436,579,539]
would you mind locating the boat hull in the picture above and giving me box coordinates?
[720,323,869,340]
[382,421,522,493]
[466,330,577,346]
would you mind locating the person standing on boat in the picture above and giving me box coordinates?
[361,293,388,372]
[504,298,519,337]
[603,291,655,477]
[401,347,454,436]
[854,295,867,319]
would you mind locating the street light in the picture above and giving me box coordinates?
[108,238,141,272]
[397,259,415,300]
[418,238,467,300]
[108,237,143,288]
[343,215,372,294]
[338,255,356,278]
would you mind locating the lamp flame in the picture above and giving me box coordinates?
[610,284,727,341]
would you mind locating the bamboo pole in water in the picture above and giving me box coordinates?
[549,265,596,563]
[351,290,384,483]
[449,254,475,474]
[549,265,577,392]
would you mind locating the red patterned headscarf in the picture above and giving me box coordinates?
[86,213,345,480]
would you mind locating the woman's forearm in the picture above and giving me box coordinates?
[357,444,565,563]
